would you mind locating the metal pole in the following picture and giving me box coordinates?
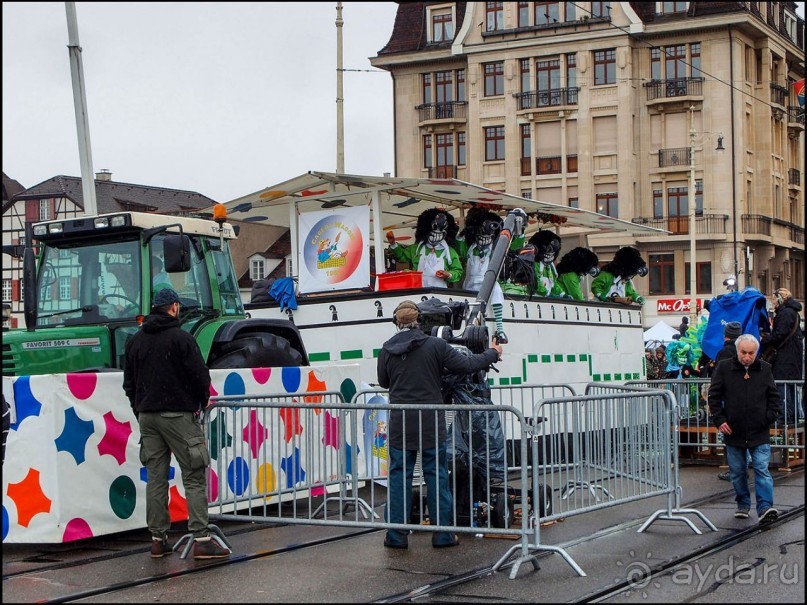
[688,106,697,325]
[335,2,345,174]
[65,2,97,216]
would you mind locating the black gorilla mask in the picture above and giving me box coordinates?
[475,220,501,249]
[539,240,561,264]
[428,213,449,246]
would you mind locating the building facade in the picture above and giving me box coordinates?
[370,1,805,326]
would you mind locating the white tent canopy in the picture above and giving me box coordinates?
[643,320,679,345]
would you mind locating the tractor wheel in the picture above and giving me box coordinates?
[209,332,302,369]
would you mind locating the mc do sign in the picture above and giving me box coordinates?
[657,298,703,313]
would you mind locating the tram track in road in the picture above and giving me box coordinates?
[5,525,379,604]
[373,501,805,603]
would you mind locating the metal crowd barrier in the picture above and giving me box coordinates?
[201,385,716,580]
[494,390,716,579]
[624,379,804,470]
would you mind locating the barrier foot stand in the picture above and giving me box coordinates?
[312,495,380,520]
[561,481,614,502]
[493,543,586,580]
[637,508,717,534]
[174,524,233,559]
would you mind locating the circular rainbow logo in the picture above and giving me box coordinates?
[303,214,363,284]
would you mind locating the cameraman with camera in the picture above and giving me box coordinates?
[378,300,503,549]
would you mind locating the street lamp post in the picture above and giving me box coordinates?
[689,119,697,326]
[688,105,725,325]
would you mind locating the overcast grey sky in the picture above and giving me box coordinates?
[3,3,804,205]
[2,2,398,202]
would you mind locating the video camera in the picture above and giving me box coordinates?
[416,297,489,354]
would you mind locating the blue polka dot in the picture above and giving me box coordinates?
[228,457,251,496]
[223,373,246,396]
[281,367,302,392]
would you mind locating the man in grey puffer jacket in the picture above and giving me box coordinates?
[378,300,503,549]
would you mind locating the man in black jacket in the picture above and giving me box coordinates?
[708,333,780,524]
[377,300,503,549]
[123,288,229,559]
[712,321,743,481]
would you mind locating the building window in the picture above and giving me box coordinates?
[422,74,432,104]
[535,2,560,25]
[593,49,616,85]
[650,43,702,80]
[436,133,454,170]
[649,253,675,295]
[423,135,433,168]
[653,189,663,219]
[521,124,532,176]
[484,61,504,96]
[520,58,531,92]
[521,190,533,199]
[537,58,561,94]
[457,69,466,102]
[431,10,454,42]
[518,1,530,27]
[59,276,71,300]
[39,199,52,221]
[569,197,579,208]
[484,126,505,161]
[596,192,618,217]
[564,2,576,21]
[566,53,577,88]
[457,132,466,166]
[661,2,688,13]
[2,279,10,302]
[250,259,265,281]
[667,187,687,218]
[685,262,712,295]
[591,1,611,18]
[436,71,454,103]
[486,2,504,31]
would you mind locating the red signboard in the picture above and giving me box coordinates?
[656,298,703,313]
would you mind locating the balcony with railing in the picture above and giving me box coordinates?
[632,214,728,235]
[657,147,691,168]
[428,165,457,179]
[788,168,801,187]
[415,101,467,123]
[742,214,772,237]
[769,83,788,106]
[514,87,579,110]
[788,106,805,128]
[644,77,704,101]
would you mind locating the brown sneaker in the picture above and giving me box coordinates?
[193,537,231,559]
[150,537,172,558]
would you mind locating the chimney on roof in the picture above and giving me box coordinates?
[95,169,112,181]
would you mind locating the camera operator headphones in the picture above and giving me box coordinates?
[392,300,421,326]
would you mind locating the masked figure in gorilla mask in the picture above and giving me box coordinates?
[386,208,464,288]
[591,246,648,305]
[455,207,507,342]
[555,247,600,300]
[527,230,564,297]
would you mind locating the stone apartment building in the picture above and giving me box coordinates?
[370,1,805,326]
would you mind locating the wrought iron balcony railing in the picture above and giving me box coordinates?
[769,83,787,107]
[514,87,579,110]
[415,101,468,122]
[788,168,801,187]
[644,77,704,101]
[658,147,691,168]
[788,106,805,125]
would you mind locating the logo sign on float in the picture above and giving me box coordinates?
[657,298,703,313]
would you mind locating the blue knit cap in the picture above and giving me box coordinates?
[152,288,180,307]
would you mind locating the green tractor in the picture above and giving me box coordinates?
[2,210,307,376]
